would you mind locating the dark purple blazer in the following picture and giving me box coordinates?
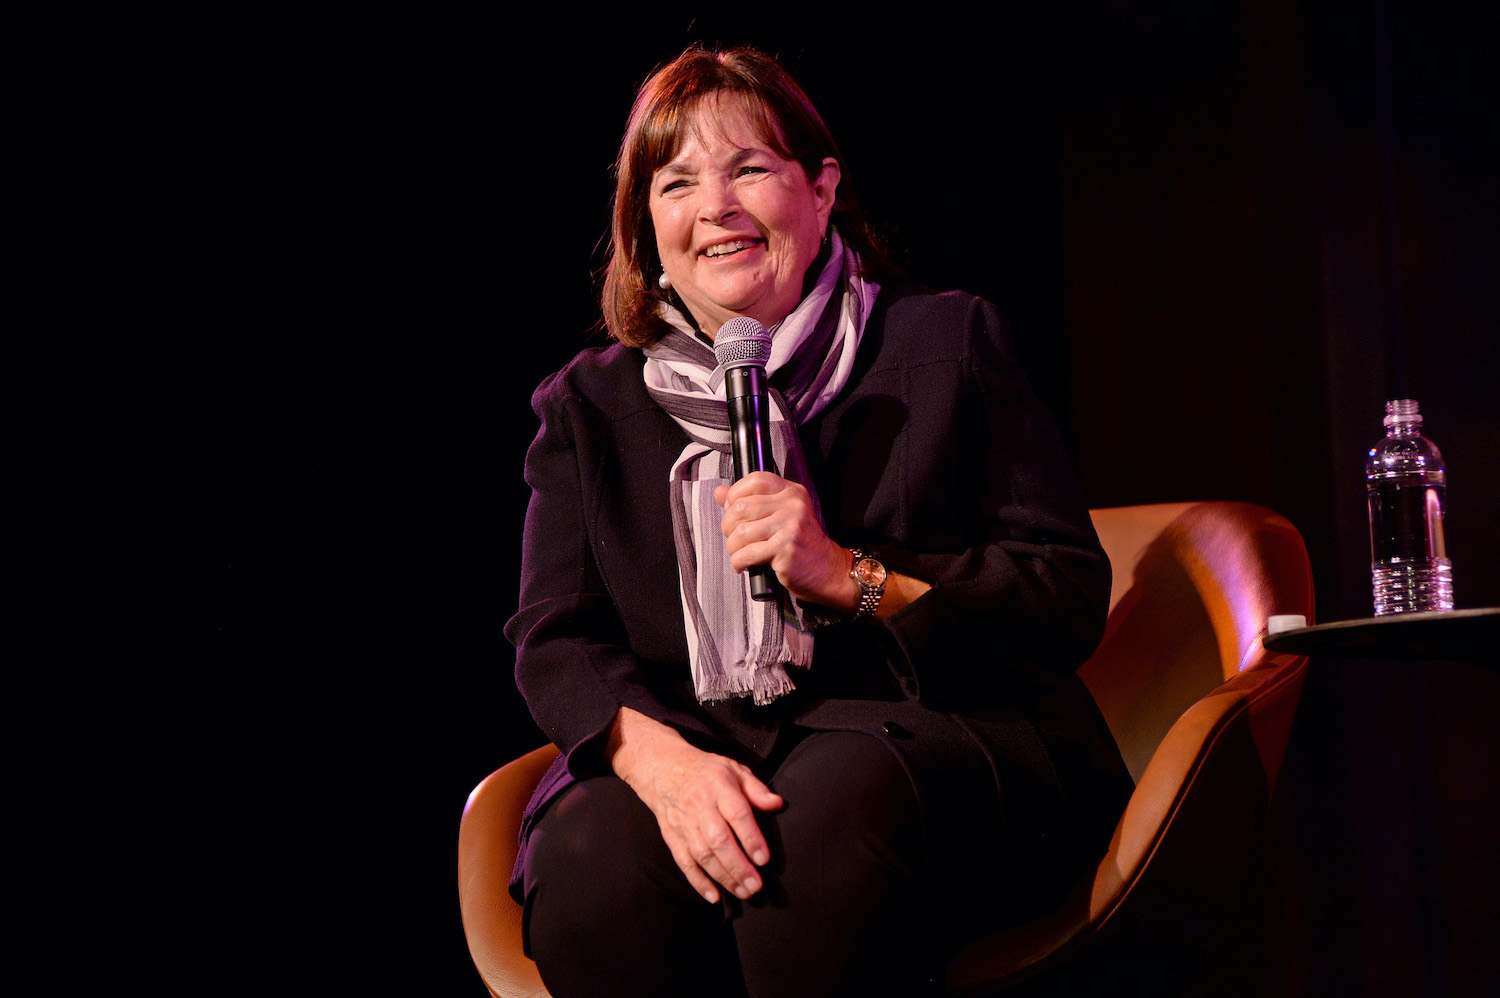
[506,283,1132,899]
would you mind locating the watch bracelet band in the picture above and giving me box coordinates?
[849,547,885,620]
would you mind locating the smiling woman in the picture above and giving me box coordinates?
[648,95,839,338]
[601,46,893,349]
[502,44,1133,998]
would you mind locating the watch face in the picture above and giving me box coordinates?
[853,558,886,587]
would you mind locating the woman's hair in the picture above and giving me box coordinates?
[601,45,892,347]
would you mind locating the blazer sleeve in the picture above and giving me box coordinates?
[503,375,709,777]
[867,295,1111,705]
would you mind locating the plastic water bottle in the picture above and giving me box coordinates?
[1366,399,1453,614]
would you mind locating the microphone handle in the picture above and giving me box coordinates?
[726,367,778,601]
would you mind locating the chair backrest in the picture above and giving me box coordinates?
[946,501,1315,994]
[1079,501,1315,782]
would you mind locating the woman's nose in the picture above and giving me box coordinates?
[697,176,739,224]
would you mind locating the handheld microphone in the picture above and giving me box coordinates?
[714,317,778,601]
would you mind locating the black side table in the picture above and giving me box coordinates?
[1263,606,1499,664]
[1264,605,1498,995]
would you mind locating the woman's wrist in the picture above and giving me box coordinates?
[874,570,931,619]
[606,706,682,784]
[835,546,931,620]
[784,542,932,619]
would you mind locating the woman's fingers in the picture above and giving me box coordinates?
[660,794,759,901]
[699,769,778,877]
[715,474,846,601]
[731,770,783,866]
[715,472,799,541]
[663,835,725,904]
[609,708,779,901]
[687,807,763,900]
[639,749,782,903]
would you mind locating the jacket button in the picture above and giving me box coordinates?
[882,721,913,739]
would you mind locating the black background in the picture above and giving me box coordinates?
[169,5,1496,994]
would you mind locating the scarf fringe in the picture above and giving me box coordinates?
[696,667,800,707]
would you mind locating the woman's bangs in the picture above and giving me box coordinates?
[635,90,793,181]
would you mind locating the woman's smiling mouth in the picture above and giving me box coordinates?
[703,238,763,258]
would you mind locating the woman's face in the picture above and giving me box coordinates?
[649,95,840,339]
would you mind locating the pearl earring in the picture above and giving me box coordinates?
[658,272,672,291]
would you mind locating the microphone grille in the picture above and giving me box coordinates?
[714,317,772,368]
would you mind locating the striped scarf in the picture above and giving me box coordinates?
[642,230,879,704]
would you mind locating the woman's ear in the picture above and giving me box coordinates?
[814,158,841,220]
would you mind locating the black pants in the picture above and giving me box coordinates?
[521,729,960,998]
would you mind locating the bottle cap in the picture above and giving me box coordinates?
[1266,614,1308,635]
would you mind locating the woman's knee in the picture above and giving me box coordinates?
[522,778,737,996]
[524,777,691,921]
[734,734,931,996]
[769,730,922,862]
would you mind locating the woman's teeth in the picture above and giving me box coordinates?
[704,239,758,258]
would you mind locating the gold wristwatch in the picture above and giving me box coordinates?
[848,548,887,620]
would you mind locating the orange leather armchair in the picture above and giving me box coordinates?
[460,501,1315,996]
